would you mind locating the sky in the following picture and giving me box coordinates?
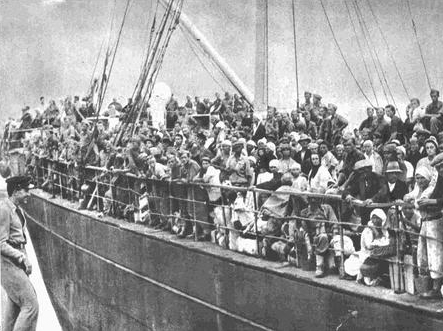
[1,0,443,127]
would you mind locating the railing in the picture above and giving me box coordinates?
[27,156,442,297]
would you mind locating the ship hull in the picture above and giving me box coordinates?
[25,191,443,331]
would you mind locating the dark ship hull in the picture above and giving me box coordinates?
[25,190,443,331]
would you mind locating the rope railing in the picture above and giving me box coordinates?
[29,157,443,291]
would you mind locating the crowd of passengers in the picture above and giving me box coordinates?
[4,89,443,299]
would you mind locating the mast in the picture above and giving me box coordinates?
[255,0,269,118]
[158,0,254,105]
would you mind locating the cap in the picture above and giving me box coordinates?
[430,88,440,95]
[304,91,312,96]
[201,156,211,163]
[269,159,279,168]
[313,94,322,100]
[215,121,226,129]
[308,142,319,149]
[354,159,372,171]
[6,176,34,195]
[232,140,243,148]
[298,133,311,143]
[221,139,232,147]
[246,140,257,147]
[385,161,402,173]
[390,139,401,146]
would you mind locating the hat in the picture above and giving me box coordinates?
[289,162,301,170]
[196,132,206,140]
[232,140,243,149]
[221,139,232,147]
[396,146,406,156]
[370,208,387,224]
[425,136,438,150]
[246,140,257,147]
[390,139,401,146]
[354,159,372,171]
[304,91,312,96]
[269,159,279,168]
[415,166,432,181]
[6,176,34,195]
[416,129,431,137]
[385,161,401,173]
[431,152,443,168]
[248,156,257,164]
[258,137,267,145]
[308,142,319,150]
[298,133,311,143]
[201,156,211,163]
[150,147,161,156]
[313,94,322,100]
[215,121,226,129]
[430,88,440,95]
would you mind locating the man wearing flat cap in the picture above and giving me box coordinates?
[1,176,39,330]
[342,159,388,225]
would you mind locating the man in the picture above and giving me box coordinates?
[423,89,443,135]
[373,107,390,144]
[294,134,312,175]
[417,152,443,299]
[385,161,408,202]
[362,140,383,175]
[289,162,307,191]
[336,138,365,187]
[251,115,266,143]
[1,176,39,330]
[300,91,312,113]
[342,159,388,225]
[300,188,338,277]
[385,104,404,143]
[226,141,253,187]
[328,104,348,145]
[310,94,323,125]
[359,107,376,132]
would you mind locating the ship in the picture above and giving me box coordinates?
[6,0,443,330]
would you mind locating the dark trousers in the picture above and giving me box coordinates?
[1,255,39,331]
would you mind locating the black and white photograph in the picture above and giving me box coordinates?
[2,0,443,330]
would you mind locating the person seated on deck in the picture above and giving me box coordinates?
[298,187,338,278]
[344,208,394,286]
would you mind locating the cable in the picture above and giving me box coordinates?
[291,0,300,109]
[365,0,410,101]
[344,0,378,106]
[351,0,389,105]
[405,0,432,90]
[353,0,397,109]
[318,0,375,107]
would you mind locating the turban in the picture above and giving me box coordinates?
[415,166,432,181]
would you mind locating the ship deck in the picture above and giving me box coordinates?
[30,190,443,319]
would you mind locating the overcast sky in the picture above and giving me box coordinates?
[1,0,443,126]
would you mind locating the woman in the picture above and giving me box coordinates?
[307,153,334,191]
[416,137,438,175]
[344,209,392,285]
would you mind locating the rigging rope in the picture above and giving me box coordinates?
[343,0,378,106]
[352,0,397,109]
[180,27,228,91]
[318,0,375,107]
[97,0,132,114]
[405,0,432,90]
[291,0,300,109]
[365,0,411,101]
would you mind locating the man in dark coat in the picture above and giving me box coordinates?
[342,159,388,225]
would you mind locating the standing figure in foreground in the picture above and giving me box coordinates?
[1,176,39,331]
